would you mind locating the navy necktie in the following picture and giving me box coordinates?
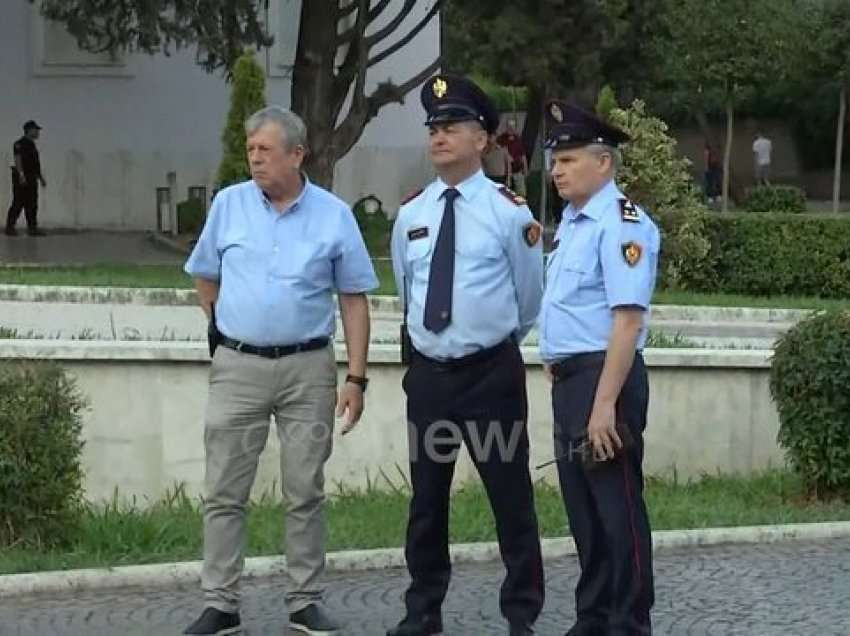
[423,187,460,333]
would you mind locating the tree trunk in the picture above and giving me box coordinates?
[291,1,339,189]
[833,86,847,215]
[521,84,544,165]
[722,101,734,213]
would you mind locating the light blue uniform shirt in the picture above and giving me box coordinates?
[391,169,543,360]
[184,178,378,346]
[539,179,661,362]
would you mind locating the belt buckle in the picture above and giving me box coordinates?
[273,346,282,357]
[235,341,244,353]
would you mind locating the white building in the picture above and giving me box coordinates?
[0,1,438,230]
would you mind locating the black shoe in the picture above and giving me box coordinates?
[4,227,16,236]
[510,623,534,635]
[289,603,341,635]
[27,228,46,236]
[183,607,241,634]
[386,614,444,636]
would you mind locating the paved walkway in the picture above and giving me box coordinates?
[2,539,848,635]
[0,231,184,265]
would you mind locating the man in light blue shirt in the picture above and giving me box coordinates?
[539,100,659,636]
[387,74,544,636]
[183,106,377,636]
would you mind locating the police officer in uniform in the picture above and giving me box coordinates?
[388,75,545,636]
[538,101,660,636]
[6,120,47,236]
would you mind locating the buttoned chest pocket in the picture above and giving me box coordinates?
[406,235,433,273]
[455,238,503,276]
[554,245,601,300]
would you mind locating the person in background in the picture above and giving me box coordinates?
[6,120,47,237]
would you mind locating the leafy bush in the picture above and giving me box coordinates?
[217,51,266,188]
[353,196,392,257]
[177,198,206,235]
[0,362,87,548]
[604,99,713,290]
[744,185,807,213]
[770,311,850,499]
[702,213,850,298]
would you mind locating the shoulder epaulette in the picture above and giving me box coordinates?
[498,186,527,207]
[619,198,640,223]
[400,187,424,206]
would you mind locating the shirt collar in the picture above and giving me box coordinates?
[436,169,488,203]
[253,173,311,213]
[565,179,621,221]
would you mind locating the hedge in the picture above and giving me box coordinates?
[701,213,850,298]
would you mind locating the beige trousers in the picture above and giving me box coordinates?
[200,344,337,613]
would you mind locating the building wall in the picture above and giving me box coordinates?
[0,1,439,229]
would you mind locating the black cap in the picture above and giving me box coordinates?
[543,100,629,150]
[23,120,42,132]
[421,74,499,135]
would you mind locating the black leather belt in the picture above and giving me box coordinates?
[414,339,513,371]
[221,336,329,359]
[549,351,607,381]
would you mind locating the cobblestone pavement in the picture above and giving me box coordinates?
[2,539,848,636]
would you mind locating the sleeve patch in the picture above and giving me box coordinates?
[499,186,527,206]
[619,198,640,223]
[523,221,542,247]
[622,241,643,266]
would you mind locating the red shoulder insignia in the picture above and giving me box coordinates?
[400,187,424,206]
[498,186,527,207]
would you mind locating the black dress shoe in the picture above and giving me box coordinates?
[27,228,46,236]
[289,603,341,635]
[386,613,444,636]
[183,607,241,634]
[4,227,16,236]
[510,623,534,635]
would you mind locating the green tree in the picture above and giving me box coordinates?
[604,98,712,289]
[32,0,443,188]
[443,0,619,162]
[651,0,801,211]
[812,0,850,213]
[217,51,266,188]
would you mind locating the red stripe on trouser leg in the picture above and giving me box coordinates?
[622,456,642,586]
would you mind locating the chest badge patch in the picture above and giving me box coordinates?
[622,241,643,267]
[523,221,542,247]
[408,226,429,241]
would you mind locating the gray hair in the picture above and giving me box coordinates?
[586,143,622,174]
[245,106,307,150]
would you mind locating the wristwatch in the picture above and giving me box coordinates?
[345,374,369,392]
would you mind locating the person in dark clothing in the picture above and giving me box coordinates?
[6,120,47,236]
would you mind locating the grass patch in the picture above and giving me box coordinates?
[1,470,847,576]
[0,264,845,311]
[652,290,847,311]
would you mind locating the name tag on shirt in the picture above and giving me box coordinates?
[408,227,429,241]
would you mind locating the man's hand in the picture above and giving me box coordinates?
[18,174,27,186]
[543,363,554,384]
[39,176,46,188]
[586,399,622,461]
[337,381,365,435]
